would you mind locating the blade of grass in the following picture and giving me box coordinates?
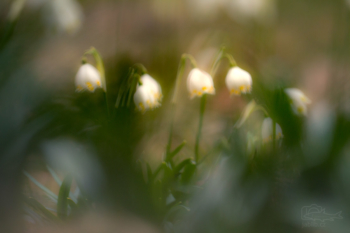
[23,171,58,203]
[24,197,59,222]
[57,175,73,220]
[167,141,187,161]
[46,166,77,203]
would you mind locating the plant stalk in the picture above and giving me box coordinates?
[195,94,207,163]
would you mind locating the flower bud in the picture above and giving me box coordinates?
[75,63,102,92]
[225,66,252,96]
[187,68,215,98]
[285,88,311,116]
[261,117,283,143]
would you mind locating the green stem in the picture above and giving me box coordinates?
[166,54,197,155]
[104,92,110,117]
[133,63,148,75]
[195,94,207,163]
[210,48,225,77]
[272,119,276,153]
[85,47,106,92]
[224,54,237,67]
[209,48,237,78]
[166,104,175,156]
[0,0,27,51]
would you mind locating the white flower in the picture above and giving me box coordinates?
[261,117,283,143]
[134,74,162,113]
[75,63,102,92]
[225,66,252,96]
[44,0,83,34]
[139,74,163,104]
[285,88,311,116]
[187,68,215,98]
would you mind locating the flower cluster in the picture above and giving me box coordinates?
[74,50,312,147]
[186,66,252,99]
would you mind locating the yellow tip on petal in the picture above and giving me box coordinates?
[139,102,145,113]
[76,85,83,92]
[202,87,207,91]
[297,106,304,114]
[96,81,101,87]
[86,82,94,91]
[230,89,241,96]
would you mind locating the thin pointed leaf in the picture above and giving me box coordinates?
[127,73,139,107]
[167,141,187,161]
[57,175,73,220]
[23,171,58,203]
[46,166,62,186]
[152,162,165,181]
[162,162,173,182]
[67,198,79,218]
[173,159,192,176]
[180,161,196,185]
[46,166,77,203]
[24,197,59,222]
[234,100,257,128]
[116,68,133,108]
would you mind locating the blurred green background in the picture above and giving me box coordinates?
[0,0,350,232]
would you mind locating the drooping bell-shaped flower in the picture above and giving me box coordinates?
[261,117,283,143]
[225,66,252,96]
[285,88,311,116]
[134,74,162,113]
[187,68,215,98]
[75,63,102,92]
[139,74,163,105]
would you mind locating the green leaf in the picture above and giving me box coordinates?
[57,175,73,220]
[126,73,140,107]
[23,171,58,203]
[46,166,62,186]
[23,196,59,222]
[152,180,164,211]
[180,161,196,185]
[146,163,153,183]
[67,198,79,218]
[234,100,257,128]
[162,162,173,183]
[152,162,165,181]
[167,141,187,161]
[173,158,192,177]
[47,166,78,203]
[115,68,133,108]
